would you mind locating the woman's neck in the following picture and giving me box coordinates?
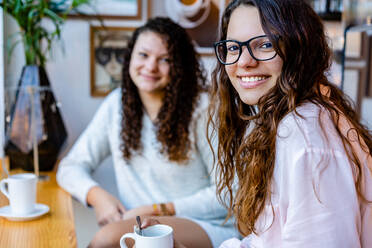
[139,91,164,121]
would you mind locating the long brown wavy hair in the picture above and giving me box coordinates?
[208,0,372,236]
[120,17,206,163]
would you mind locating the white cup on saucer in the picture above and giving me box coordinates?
[120,224,174,248]
[0,173,37,215]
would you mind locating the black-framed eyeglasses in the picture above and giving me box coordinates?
[214,35,277,65]
[95,47,127,66]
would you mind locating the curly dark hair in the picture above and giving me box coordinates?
[208,0,372,236]
[120,17,206,163]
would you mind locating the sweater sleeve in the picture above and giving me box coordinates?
[56,90,119,206]
[173,96,231,221]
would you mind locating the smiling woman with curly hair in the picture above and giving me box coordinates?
[57,17,239,248]
[120,17,206,163]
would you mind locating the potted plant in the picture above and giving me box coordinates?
[1,0,90,171]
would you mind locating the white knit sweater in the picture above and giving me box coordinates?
[57,88,232,226]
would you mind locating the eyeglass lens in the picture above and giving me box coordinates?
[215,36,276,64]
[95,47,126,66]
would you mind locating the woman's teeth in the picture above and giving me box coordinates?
[241,76,267,82]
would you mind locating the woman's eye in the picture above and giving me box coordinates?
[260,42,273,49]
[139,52,148,57]
[160,57,170,63]
[227,45,239,52]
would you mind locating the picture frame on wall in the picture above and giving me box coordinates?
[90,26,135,97]
[342,28,372,113]
[163,0,230,55]
[70,0,150,20]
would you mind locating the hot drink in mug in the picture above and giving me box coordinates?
[0,173,37,215]
[120,224,174,248]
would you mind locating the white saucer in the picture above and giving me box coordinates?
[0,203,49,221]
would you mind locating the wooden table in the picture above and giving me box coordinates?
[0,168,77,248]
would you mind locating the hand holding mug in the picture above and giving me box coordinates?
[86,186,126,226]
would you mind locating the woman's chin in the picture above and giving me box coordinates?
[239,94,259,106]
[138,86,165,96]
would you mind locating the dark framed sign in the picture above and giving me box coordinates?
[90,26,135,97]
[307,0,342,20]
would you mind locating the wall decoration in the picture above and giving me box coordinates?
[306,0,342,20]
[90,26,135,97]
[70,0,150,20]
[343,0,372,28]
[342,27,372,113]
[164,0,229,55]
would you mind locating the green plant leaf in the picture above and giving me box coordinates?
[1,0,94,66]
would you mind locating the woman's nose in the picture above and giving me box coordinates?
[237,47,258,67]
[145,57,158,71]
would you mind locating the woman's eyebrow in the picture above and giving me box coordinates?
[138,47,169,57]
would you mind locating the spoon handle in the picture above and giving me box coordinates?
[136,216,143,235]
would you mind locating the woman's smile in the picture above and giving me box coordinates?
[140,73,160,81]
[238,75,270,89]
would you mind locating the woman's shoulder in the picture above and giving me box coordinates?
[279,102,321,131]
[99,88,122,110]
[105,87,122,102]
[283,102,321,122]
[276,102,340,150]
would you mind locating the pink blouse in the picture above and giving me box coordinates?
[220,103,372,248]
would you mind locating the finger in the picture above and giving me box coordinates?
[98,218,107,227]
[141,217,160,228]
[117,204,127,214]
[105,212,119,224]
[112,212,123,222]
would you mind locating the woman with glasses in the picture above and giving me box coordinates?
[211,0,372,247]
[57,17,239,248]
[142,0,372,247]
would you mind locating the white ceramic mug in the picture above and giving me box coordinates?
[0,173,37,215]
[120,224,174,248]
